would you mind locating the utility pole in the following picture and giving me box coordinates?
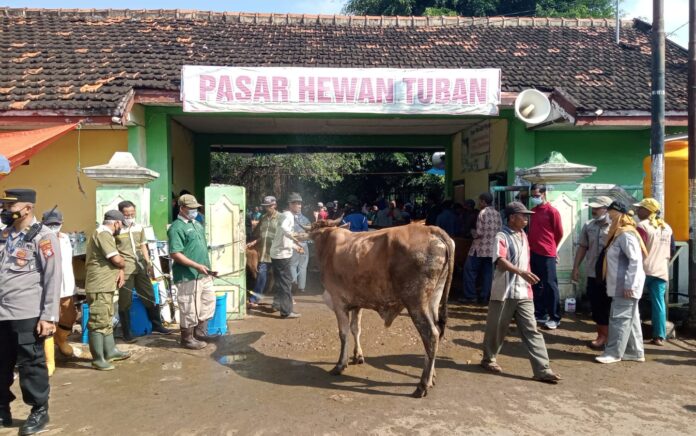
[688,0,696,331]
[615,0,620,44]
[651,0,666,209]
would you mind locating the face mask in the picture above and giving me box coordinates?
[0,209,22,226]
[530,197,543,207]
[187,210,198,221]
[47,224,62,234]
[124,218,135,227]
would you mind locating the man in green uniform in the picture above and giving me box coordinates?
[0,189,61,435]
[115,200,171,341]
[84,210,131,370]
[246,195,279,307]
[168,194,219,350]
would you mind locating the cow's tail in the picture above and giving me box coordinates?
[436,230,455,340]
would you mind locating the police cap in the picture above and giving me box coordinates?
[0,188,36,204]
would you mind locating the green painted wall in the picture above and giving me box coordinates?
[145,109,172,240]
[506,113,536,182]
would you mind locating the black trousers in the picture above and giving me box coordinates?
[0,317,50,409]
[271,257,294,316]
[587,277,611,326]
[531,253,561,322]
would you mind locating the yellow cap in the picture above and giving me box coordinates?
[633,198,661,213]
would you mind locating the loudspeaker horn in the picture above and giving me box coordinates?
[514,89,552,125]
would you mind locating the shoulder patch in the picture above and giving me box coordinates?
[39,239,54,258]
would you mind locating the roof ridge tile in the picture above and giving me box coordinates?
[0,7,633,28]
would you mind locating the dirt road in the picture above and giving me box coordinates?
[3,288,696,435]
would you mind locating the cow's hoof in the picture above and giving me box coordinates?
[412,385,428,398]
[329,365,345,376]
[352,355,365,365]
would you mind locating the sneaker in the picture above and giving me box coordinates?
[281,312,301,319]
[536,315,549,324]
[151,324,172,335]
[595,355,621,364]
[621,355,646,362]
[544,320,560,330]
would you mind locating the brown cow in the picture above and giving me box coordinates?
[308,221,455,398]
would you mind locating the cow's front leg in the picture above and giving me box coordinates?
[350,308,364,364]
[330,307,351,375]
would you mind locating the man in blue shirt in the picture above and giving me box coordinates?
[341,196,368,232]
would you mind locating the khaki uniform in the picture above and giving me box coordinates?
[85,226,120,335]
[115,224,155,310]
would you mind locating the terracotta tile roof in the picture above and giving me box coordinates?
[0,8,688,117]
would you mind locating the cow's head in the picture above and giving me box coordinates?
[303,216,349,239]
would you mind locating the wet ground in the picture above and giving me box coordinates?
[3,286,696,435]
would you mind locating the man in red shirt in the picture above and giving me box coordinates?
[527,184,564,330]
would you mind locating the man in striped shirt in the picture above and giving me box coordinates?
[481,202,561,384]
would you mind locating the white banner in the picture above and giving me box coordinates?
[182,66,501,115]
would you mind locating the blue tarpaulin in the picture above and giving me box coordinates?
[426,168,445,176]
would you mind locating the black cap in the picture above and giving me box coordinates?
[607,201,630,214]
[42,209,63,225]
[0,188,36,204]
[103,209,127,225]
[505,201,534,216]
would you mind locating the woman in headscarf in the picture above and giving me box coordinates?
[595,201,648,364]
[634,198,675,346]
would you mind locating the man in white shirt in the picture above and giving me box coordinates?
[270,193,306,318]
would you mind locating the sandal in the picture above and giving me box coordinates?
[533,372,562,384]
[650,338,665,346]
[480,361,503,373]
[588,340,605,351]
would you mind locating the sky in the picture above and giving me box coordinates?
[2,0,689,47]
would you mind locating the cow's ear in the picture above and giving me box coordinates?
[339,222,350,230]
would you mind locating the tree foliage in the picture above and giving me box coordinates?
[343,0,616,18]
[210,151,444,208]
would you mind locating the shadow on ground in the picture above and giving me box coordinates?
[208,331,492,398]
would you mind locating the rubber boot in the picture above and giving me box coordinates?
[194,319,221,343]
[44,337,55,377]
[118,310,137,344]
[180,328,207,350]
[147,306,171,335]
[88,332,115,371]
[103,333,131,362]
[54,326,74,357]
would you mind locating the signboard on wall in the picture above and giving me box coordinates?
[460,120,491,171]
[182,66,501,115]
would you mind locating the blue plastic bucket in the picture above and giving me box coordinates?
[130,291,153,336]
[208,293,228,336]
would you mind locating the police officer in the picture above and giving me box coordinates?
[0,189,62,435]
[115,200,170,342]
[84,210,131,370]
